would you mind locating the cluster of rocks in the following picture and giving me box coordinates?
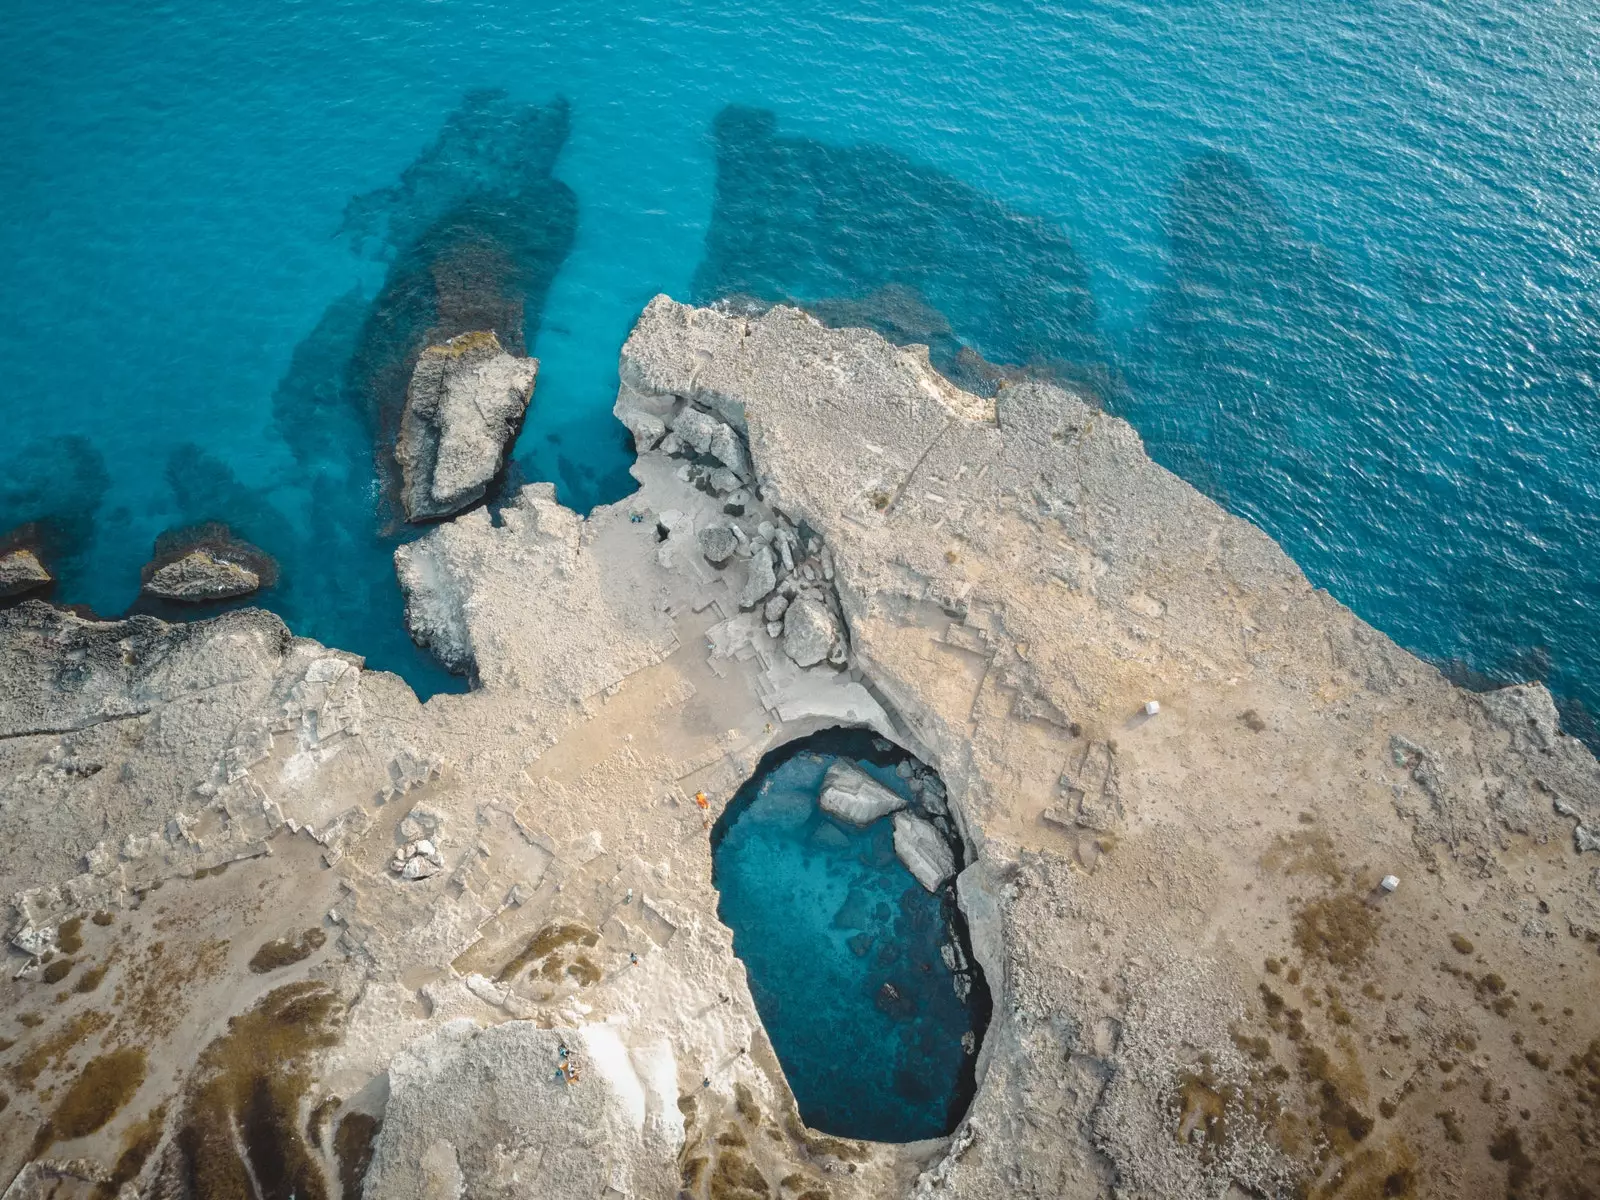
[391,838,444,880]
[819,760,958,892]
[396,330,537,523]
[620,387,850,669]
[390,806,446,880]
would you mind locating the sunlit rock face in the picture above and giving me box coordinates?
[711,728,989,1143]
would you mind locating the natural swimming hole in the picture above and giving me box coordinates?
[710,728,990,1144]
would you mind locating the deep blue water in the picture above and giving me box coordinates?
[711,731,984,1142]
[2,1,1598,735]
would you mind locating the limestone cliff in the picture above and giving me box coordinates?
[0,299,1596,1200]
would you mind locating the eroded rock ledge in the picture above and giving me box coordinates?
[1,298,1597,1200]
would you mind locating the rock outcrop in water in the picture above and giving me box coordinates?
[395,331,537,522]
[141,548,261,601]
[891,811,956,892]
[0,548,51,598]
[1,298,1597,1199]
[820,761,908,826]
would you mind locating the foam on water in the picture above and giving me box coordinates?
[2,0,1597,734]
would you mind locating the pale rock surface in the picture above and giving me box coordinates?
[143,549,260,601]
[782,595,841,667]
[364,1019,673,1199]
[820,761,908,826]
[892,810,956,892]
[738,543,777,609]
[396,331,536,522]
[0,548,51,597]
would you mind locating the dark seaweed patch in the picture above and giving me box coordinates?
[694,105,1106,397]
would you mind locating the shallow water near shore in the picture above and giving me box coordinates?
[2,0,1598,735]
[711,730,986,1142]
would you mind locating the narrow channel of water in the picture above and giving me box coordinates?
[710,728,989,1143]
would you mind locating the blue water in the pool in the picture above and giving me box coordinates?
[712,732,983,1141]
[2,2,1598,734]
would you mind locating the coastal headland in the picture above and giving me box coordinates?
[1,299,1595,1198]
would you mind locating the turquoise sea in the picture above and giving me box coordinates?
[3,0,1598,732]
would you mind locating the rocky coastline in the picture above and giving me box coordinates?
[0,298,1596,1199]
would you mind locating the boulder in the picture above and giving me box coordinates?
[698,524,738,565]
[738,544,776,609]
[893,811,956,892]
[709,423,750,477]
[397,331,536,522]
[144,550,260,602]
[819,762,906,826]
[781,596,840,667]
[0,549,51,598]
[671,406,721,455]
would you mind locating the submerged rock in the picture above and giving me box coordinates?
[143,550,260,602]
[0,549,51,598]
[892,811,956,892]
[396,331,536,522]
[819,761,906,826]
[781,596,841,667]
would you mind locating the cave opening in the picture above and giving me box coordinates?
[710,727,991,1143]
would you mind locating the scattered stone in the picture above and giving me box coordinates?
[392,838,446,881]
[892,811,956,892]
[709,423,750,477]
[709,467,741,494]
[698,524,738,565]
[144,550,260,602]
[819,762,906,826]
[396,331,536,522]
[1578,825,1600,854]
[0,549,51,598]
[763,594,789,622]
[738,544,776,609]
[781,596,840,667]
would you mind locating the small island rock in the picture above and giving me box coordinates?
[144,550,260,602]
[397,331,536,522]
[0,549,51,598]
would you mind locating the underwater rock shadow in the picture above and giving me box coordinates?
[693,104,1113,397]
[1124,150,1421,514]
[0,435,112,608]
[1123,150,1600,753]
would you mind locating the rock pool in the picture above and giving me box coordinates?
[711,728,989,1143]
